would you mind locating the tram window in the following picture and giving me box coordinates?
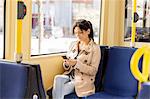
[125,0,150,42]
[0,0,4,58]
[31,0,101,55]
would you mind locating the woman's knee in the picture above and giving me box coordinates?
[54,75,69,83]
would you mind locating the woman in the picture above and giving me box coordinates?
[52,19,101,99]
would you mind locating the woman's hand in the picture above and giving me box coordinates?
[64,59,77,67]
[63,59,70,68]
[63,59,69,65]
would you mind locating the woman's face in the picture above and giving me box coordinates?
[74,27,90,41]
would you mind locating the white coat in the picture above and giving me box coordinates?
[63,39,101,97]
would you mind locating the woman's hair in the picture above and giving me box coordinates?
[73,19,94,41]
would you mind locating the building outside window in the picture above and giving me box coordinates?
[0,0,4,58]
[125,0,150,42]
[31,0,101,55]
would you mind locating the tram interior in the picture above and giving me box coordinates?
[0,0,150,99]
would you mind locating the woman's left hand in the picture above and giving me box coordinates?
[67,59,77,67]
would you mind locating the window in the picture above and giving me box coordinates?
[0,0,4,58]
[31,0,101,55]
[125,0,150,42]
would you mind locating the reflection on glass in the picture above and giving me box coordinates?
[31,0,101,55]
[0,0,4,58]
[124,0,150,42]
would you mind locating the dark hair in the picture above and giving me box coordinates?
[73,19,94,41]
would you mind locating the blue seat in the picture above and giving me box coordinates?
[23,63,46,99]
[0,61,28,99]
[51,46,146,99]
[65,93,79,99]
[86,47,138,99]
[0,61,46,99]
[86,92,134,99]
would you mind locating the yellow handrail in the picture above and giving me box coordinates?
[15,0,26,63]
[131,0,137,47]
[130,46,150,90]
[16,20,22,54]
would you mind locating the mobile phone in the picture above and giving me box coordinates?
[62,56,67,59]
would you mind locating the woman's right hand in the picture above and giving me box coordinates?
[63,59,70,70]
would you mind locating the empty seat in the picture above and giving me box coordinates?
[86,47,138,99]
[0,61,28,99]
[0,61,46,99]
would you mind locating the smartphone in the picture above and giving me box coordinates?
[62,56,67,59]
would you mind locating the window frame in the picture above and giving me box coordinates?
[124,0,150,43]
[3,0,6,59]
[0,0,6,59]
[31,0,102,57]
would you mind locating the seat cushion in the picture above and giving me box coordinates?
[64,93,79,99]
[85,92,134,99]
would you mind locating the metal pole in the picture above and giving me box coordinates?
[131,0,137,47]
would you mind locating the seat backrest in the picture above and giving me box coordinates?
[0,61,28,99]
[0,61,46,99]
[24,63,46,99]
[103,47,138,97]
[94,46,109,92]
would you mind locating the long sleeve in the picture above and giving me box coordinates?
[74,45,101,76]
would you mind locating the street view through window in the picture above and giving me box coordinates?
[125,0,150,42]
[31,0,101,55]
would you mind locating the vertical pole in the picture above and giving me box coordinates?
[15,19,23,63]
[131,0,137,47]
[15,0,26,63]
[15,0,23,63]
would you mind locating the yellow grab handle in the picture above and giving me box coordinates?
[16,20,22,54]
[130,46,150,82]
[142,48,150,81]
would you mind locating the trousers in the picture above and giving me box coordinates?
[52,74,75,99]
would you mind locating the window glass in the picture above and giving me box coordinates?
[125,0,150,42]
[0,0,4,58]
[31,0,101,55]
